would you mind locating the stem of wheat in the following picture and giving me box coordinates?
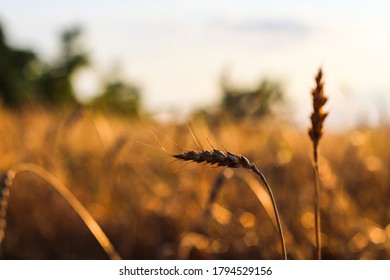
[308,68,328,260]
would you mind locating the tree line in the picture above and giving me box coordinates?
[0,22,284,120]
[0,24,142,117]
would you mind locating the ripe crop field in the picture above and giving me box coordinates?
[1,105,389,260]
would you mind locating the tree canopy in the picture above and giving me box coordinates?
[0,23,143,118]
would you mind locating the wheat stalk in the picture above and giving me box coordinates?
[0,162,121,260]
[308,68,328,260]
[173,148,287,260]
[0,172,12,247]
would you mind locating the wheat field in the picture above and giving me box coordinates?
[0,104,389,260]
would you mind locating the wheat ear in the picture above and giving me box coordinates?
[173,149,287,260]
[308,68,328,260]
[0,163,121,260]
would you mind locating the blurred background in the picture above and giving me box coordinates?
[0,1,389,259]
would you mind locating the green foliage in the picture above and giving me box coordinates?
[221,78,284,121]
[0,25,38,107]
[91,80,142,118]
[35,27,89,106]
[0,22,144,115]
[192,74,285,125]
[0,24,89,108]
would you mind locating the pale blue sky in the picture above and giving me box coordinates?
[1,1,389,128]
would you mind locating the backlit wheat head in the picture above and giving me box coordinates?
[308,68,328,155]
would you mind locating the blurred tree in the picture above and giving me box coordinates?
[192,72,285,125]
[220,76,284,121]
[0,24,89,108]
[0,25,38,107]
[36,27,89,106]
[91,79,142,118]
[0,21,143,114]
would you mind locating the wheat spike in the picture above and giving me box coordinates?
[308,68,328,160]
[173,149,257,170]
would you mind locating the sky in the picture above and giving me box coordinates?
[1,0,389,129]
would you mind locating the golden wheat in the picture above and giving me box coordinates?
[308,68,328,260]
[309,68,328,160]
[0,163,121,260]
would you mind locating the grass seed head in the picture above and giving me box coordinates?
[173,149,258,171]
[308,68,328,150]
